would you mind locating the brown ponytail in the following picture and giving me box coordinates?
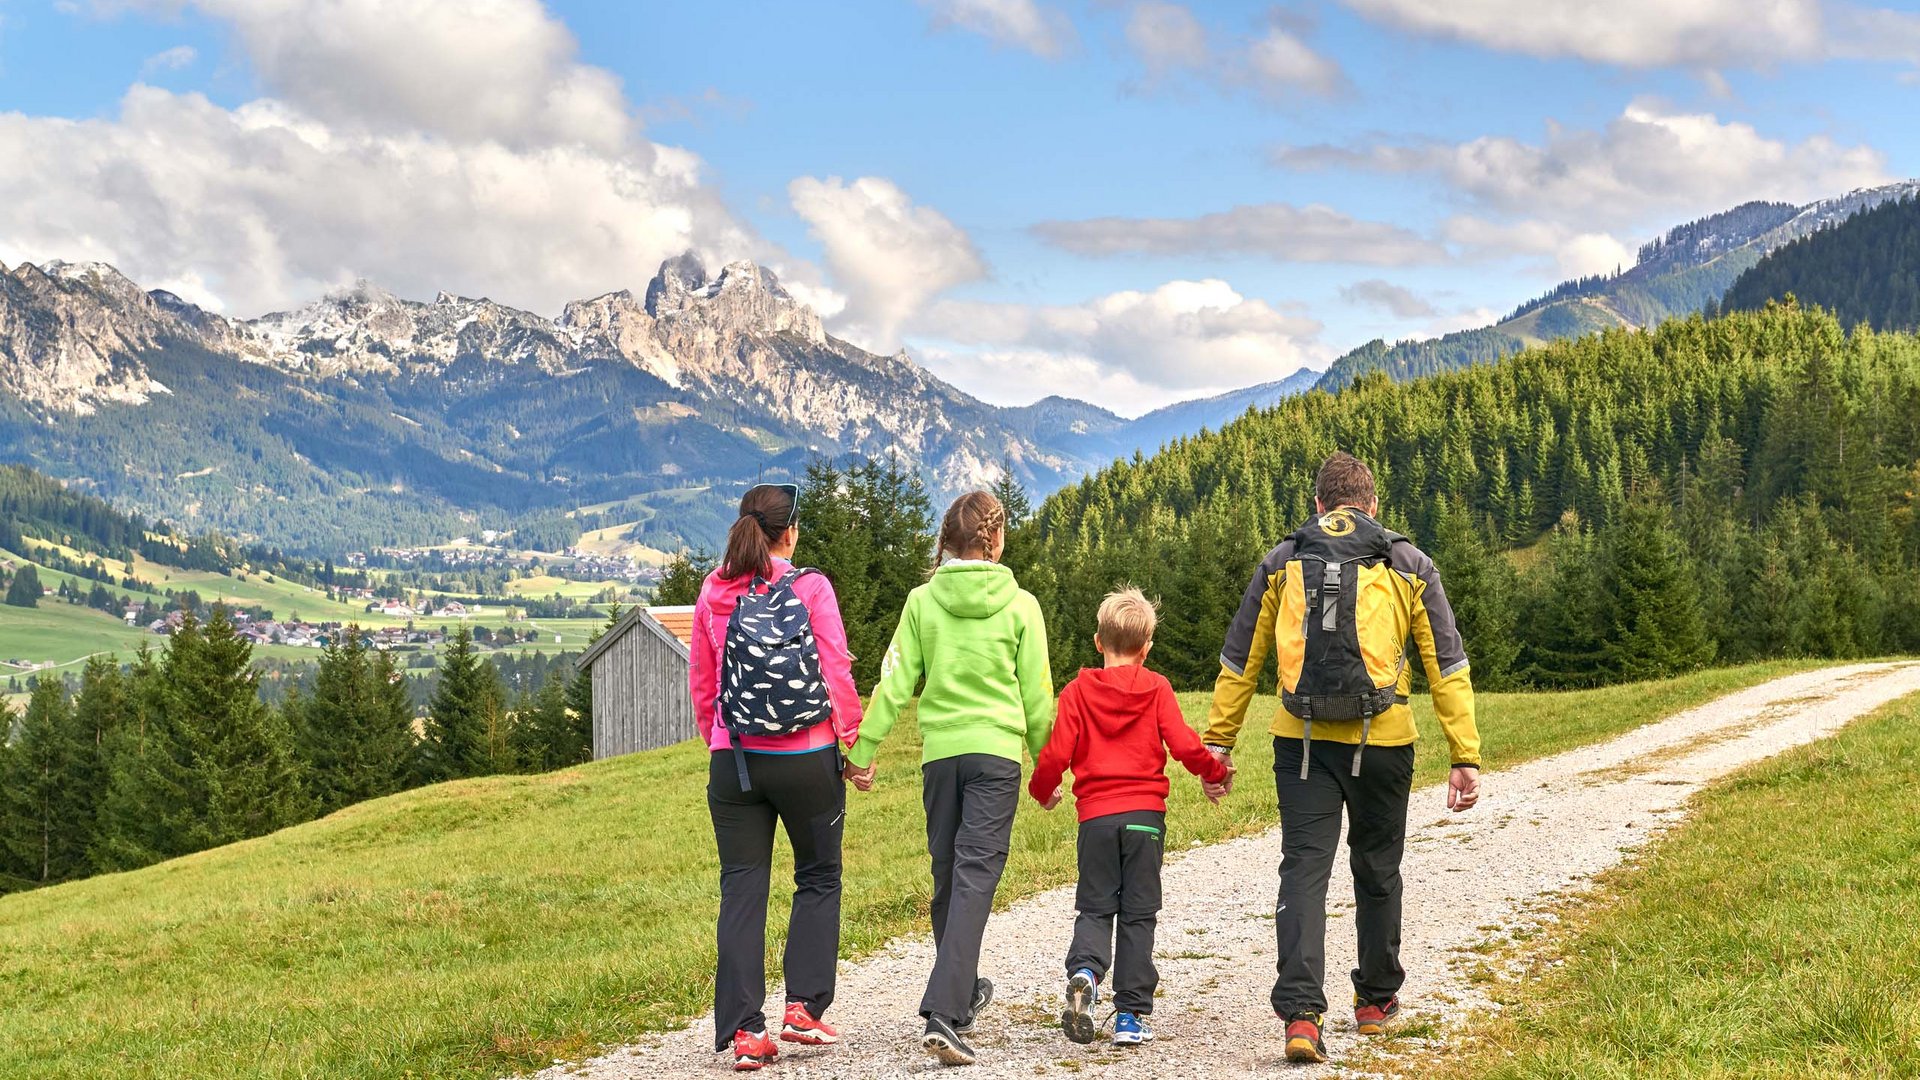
[934,490,1007,571]
[720,483,797,581]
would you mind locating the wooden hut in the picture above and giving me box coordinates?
[578,604,697,759]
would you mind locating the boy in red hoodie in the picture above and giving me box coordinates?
[1029,587,1229,1047]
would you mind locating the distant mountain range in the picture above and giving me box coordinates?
[4,177,1916,554]
[0,253,1309,553]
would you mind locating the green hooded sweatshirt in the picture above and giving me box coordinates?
[847,560,1054,768]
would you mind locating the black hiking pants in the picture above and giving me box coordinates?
[1064,809,1165,1015]
[919,753,1021,1023]
[708,746,845,1049]
[1270,737,1415,1018]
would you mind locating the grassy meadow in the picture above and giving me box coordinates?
[0,661,1827,1078]
[1448,691,1920,1079]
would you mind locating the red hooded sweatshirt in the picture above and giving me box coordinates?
[1029,664,1229,823]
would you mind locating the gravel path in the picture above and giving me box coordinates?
[532,662,1920,1080]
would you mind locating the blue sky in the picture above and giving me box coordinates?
[1,1,1916,414]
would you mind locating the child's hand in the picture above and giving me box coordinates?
[1041,785,1064,811]
[843,761,877,792]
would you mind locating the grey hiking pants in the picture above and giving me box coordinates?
[1270,737,1415,1018]
[919,753,1021,1023]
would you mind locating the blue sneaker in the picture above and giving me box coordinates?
[1112,1011,1153,1045]
[1061,968,1099,1044]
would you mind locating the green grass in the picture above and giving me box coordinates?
[1450,689,1920,1080]
[0,596,152,669]
[0,661,1829,1079]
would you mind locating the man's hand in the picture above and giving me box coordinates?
[1447,766,1479,812]
[843,760,876,792]
[1041,785,1064,811]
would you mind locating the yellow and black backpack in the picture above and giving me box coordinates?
[1276,508,1411,778]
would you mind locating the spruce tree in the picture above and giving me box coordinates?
[653,552,712,606]
[0,678,91,887]
[1599,494,1716,681]
[4,563,41,607]
[417,625,504,782]
[296,628,413,814]
[169,607,308,848]
[1423,499,1523,690]
[1520,516,1611,688]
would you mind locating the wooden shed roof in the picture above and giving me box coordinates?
[577,605,697,669]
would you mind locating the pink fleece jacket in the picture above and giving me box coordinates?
[689,558,862,753]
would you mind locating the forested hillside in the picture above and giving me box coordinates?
[1015,303,1920,691]
[1720,197,1920,332]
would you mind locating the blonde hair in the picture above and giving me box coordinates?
[935,491,1007,568]
[1096,586,1158,657]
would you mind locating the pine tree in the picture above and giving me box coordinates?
[1520,516,1611,688]
[417,625,504,782]
[653,552,712,606]
[296,628,414,814]
[1422,499,1523,690]
[169,607,309,848]
[69,655,128,863]
[991,460,1035,578]
[511,674,577,772]
[0,678,91,887]
[4,563,41,607]
[1599,494,1716,681]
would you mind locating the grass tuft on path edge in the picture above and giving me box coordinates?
[1444,684,1920,1080]
[0,661,1830,1079]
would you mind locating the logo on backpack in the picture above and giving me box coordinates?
[719,567,832,741]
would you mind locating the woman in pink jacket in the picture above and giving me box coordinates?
[689,482,863,1072]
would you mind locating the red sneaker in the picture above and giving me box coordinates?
[781,1001,840,1046]
[730,1029,778,1071]
[1354,994,1400,1036]
[1283,1012,1328,1063]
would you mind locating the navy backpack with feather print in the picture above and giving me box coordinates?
[719,567,833,789]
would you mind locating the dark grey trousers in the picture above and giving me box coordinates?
[708,747,846,1050]
[920,753,1021,1022]
[1065,809,1165,1014]
[1270,737,1415,1018]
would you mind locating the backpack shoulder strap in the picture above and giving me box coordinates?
[772,566,818,591]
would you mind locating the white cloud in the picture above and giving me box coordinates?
[1337,0,1824,69]
[920,0,1075,58]
[1118,2,1345,97]
[916,346,1172,415]
[917,279,1326,412]
[1339,279,1437,318]
[1277,99,1887,273]
[788,176,988,352]
[1125,1,1210,76]
[1245,23,1345,95]
[1031,202,1445,265]
[4,0,756,316]
[139,44,197,74]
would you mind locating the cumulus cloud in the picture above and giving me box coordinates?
[917,279,1326,412]
[1441,217,1635,279]
[1030,203,1445,265]
[4,0,755,315]
[920,0,1075,58]
[1119,1,1345,97]
[1278,100,1887,228]
[1339,279,1437,318]
[789,176,988,352]
[1337,0,1824,69]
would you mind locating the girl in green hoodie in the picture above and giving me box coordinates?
[844,490,1054,1066]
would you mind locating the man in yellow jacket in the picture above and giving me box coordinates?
[1202,452,1482,1064]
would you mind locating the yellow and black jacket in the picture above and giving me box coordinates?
[1204,507,1481,771]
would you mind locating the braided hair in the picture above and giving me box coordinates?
[934,490,1007,570]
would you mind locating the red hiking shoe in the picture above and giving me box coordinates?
[730,1029,778,1071]
[1284,1012,1329,1063]
[781,1001,840,1046]
[1354,994,1401,1036]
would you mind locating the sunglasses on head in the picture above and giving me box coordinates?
[751,483,799,530]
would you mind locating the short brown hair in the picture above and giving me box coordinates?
[1096,586,1158,656]
[1315,452,1376,510]
[936,490,1006,567]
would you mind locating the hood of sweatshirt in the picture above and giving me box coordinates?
[928,560,1018,619]
[1074,664,1163,737]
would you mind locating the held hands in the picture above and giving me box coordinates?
[1447,766,1480,813]
[1202,746,1235,804]
[842,759,877,792]
[1041,785,1064,811]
